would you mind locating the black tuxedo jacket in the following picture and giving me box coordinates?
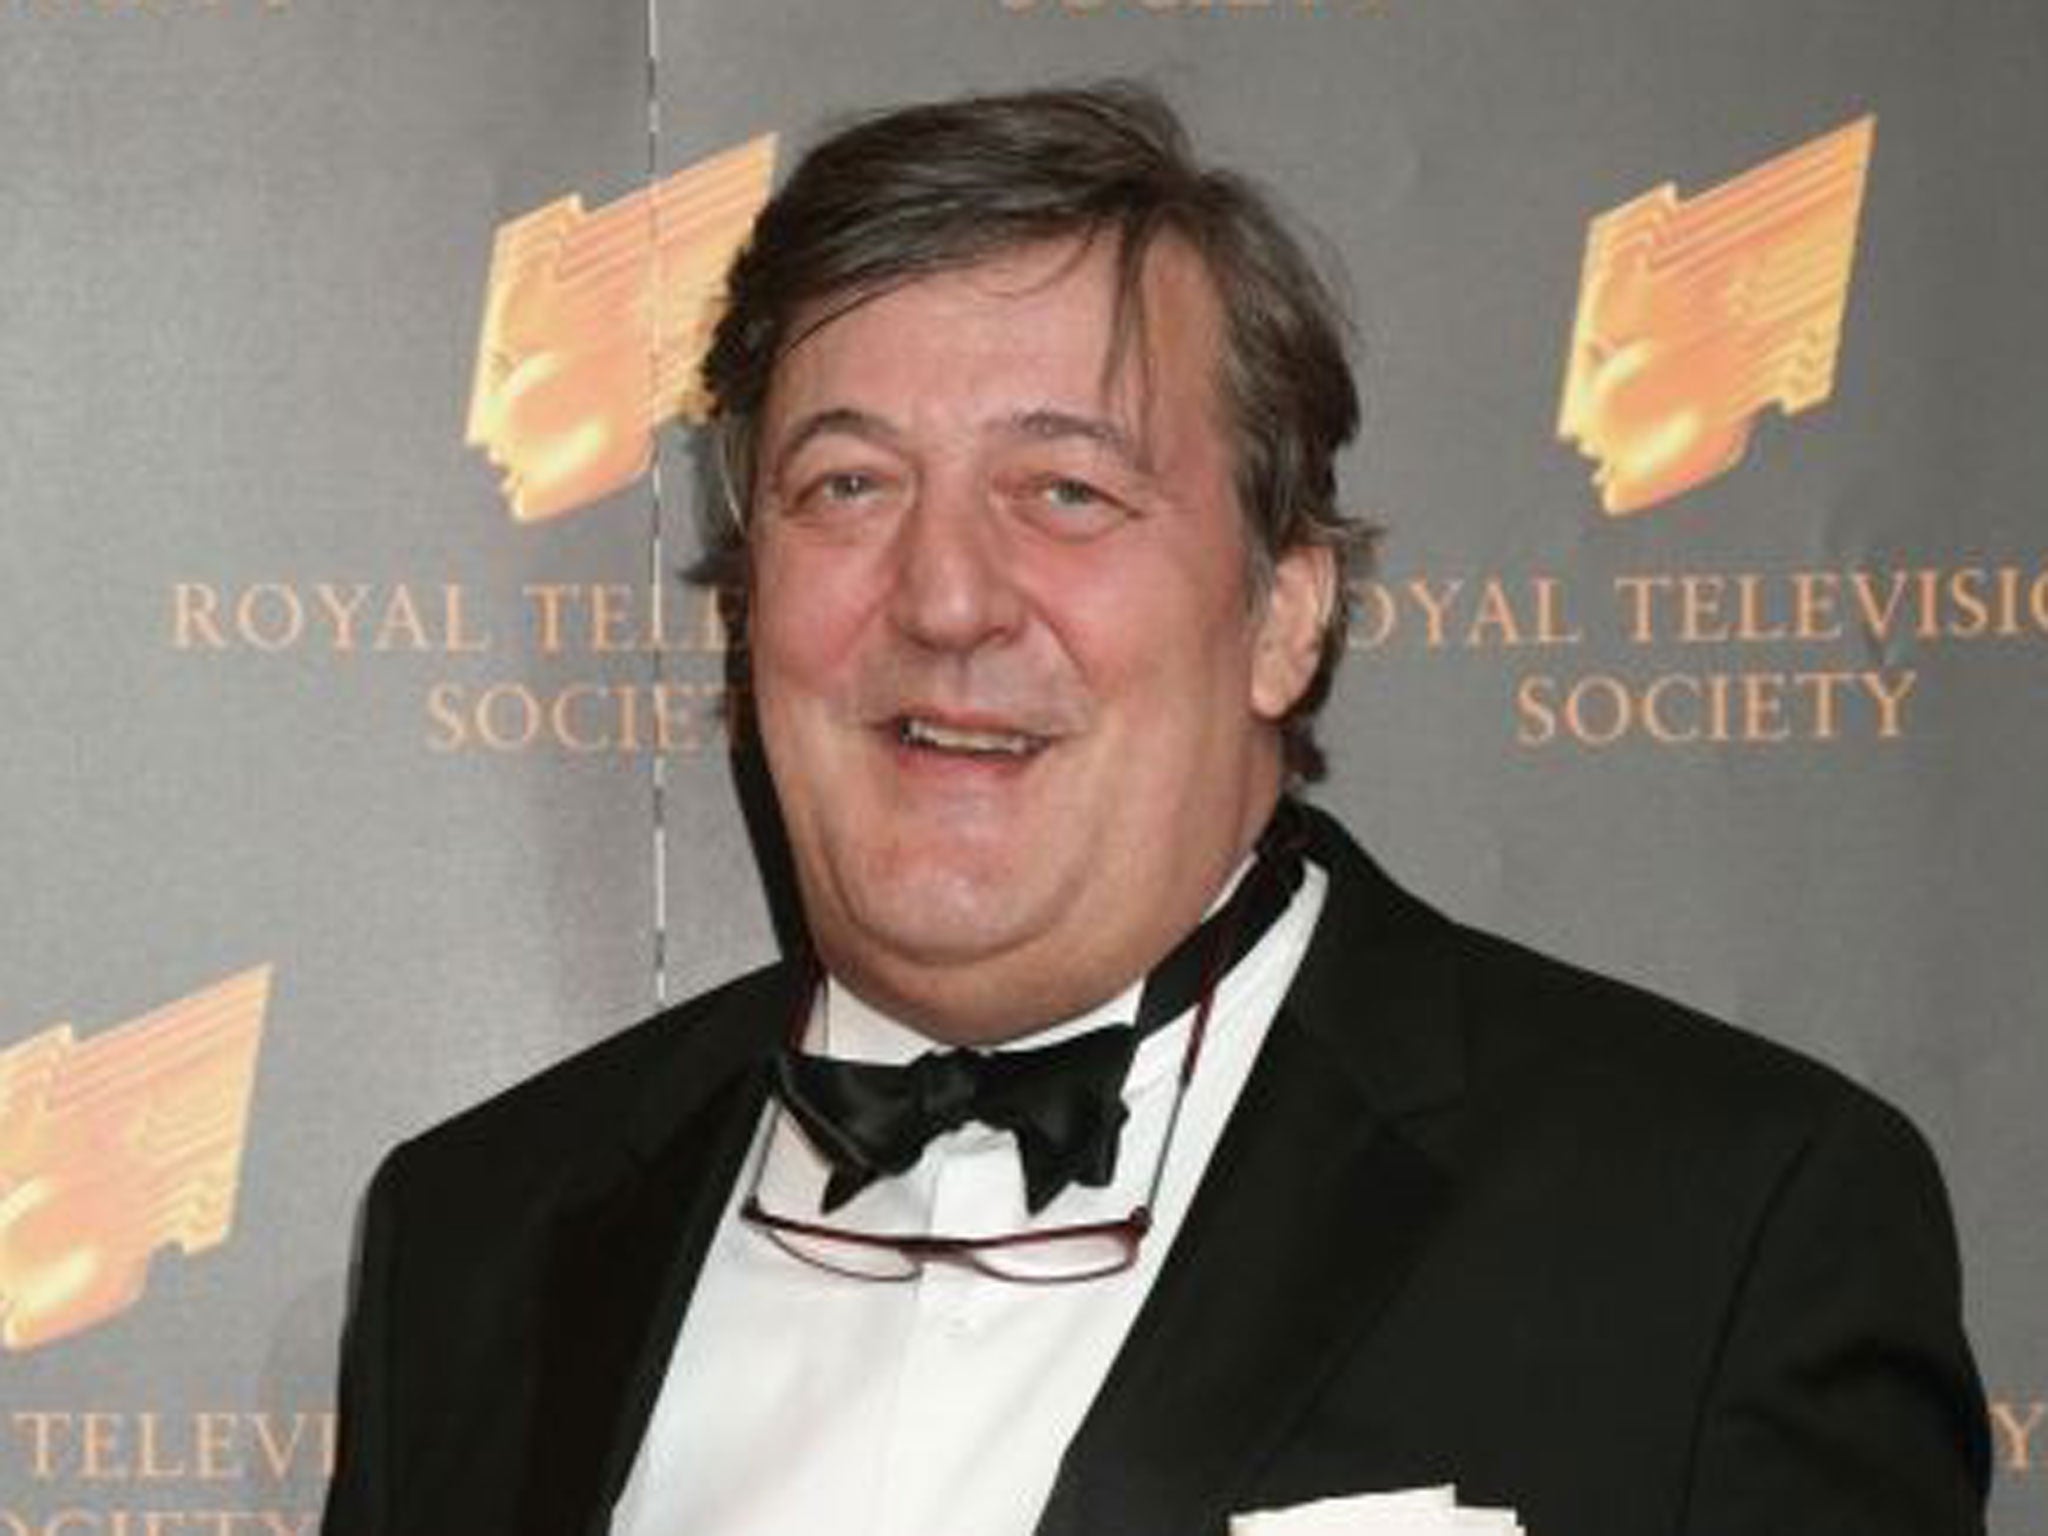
[323,808,1988,1536]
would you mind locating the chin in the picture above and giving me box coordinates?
[850,864,1038,964]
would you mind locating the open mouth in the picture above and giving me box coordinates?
[894,715,1050,760]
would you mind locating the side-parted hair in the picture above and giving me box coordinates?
[699,80,1370,781]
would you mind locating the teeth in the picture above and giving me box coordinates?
[900,717,1042,756]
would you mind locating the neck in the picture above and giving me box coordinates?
[821,784,1290,1047]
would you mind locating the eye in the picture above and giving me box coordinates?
[1040,478,1102,509]
[784,465,899,521]
[1010,473,1130,539]
[819,470,879,502]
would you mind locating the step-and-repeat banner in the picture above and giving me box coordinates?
[4,0,2043,1529]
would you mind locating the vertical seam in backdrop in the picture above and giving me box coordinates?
[643,0,670,1009]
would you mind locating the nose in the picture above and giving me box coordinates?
[885,486,1027,652]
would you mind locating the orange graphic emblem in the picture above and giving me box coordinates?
[467,134,778,522]
[0,966,271,1350]
[1558,116,1875,516]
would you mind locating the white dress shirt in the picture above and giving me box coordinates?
[611,859,1328,1536]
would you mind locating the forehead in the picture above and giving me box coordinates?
[759,236,1228,447]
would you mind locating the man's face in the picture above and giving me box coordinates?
[747,237,1330,1043]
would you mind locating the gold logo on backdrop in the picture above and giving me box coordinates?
[0,967,271,1350]
[466,135,778,523]
[1558,116,1875,516]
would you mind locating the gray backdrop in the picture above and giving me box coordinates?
[3,0,2041,1528]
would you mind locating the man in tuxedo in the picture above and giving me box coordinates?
[323,83,1989,1536]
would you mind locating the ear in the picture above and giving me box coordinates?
[1250,542,1335,721]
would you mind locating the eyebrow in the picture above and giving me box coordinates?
[768,407,904,481]
[1000,409,1150,471]
[766,404,1151,479]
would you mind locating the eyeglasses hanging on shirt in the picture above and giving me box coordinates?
[741,803,1308,1283]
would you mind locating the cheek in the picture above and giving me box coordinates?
[749,543,873,695]
[1041,558,1254,721]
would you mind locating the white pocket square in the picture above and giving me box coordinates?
[1232,1485,1524,1536]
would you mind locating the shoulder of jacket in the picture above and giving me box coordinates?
[1444,918,1924,1161]
[375,959,796,1190]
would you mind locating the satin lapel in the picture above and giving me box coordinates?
[512,965,803,1536]
[1036,808,1466,1536]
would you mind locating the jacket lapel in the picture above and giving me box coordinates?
[512,964,805,1536]
[1037,809,1467,1536]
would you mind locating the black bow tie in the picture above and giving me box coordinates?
[773,807,1308,1215]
